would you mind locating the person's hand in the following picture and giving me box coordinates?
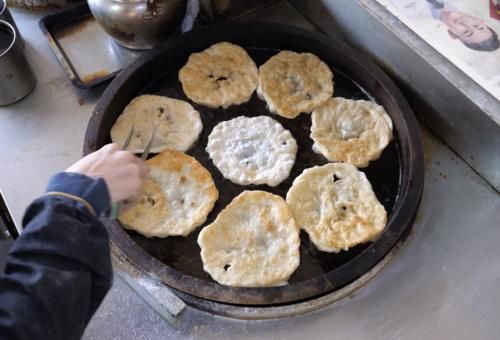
[66,144,150,203]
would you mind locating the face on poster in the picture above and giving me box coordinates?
[378,0,500,101]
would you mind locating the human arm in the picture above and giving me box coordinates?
[0,144,148,340]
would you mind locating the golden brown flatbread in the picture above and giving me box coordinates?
[257,50,334,118]
[119,150,218,238]
[179,42,258,108]
[311,98,393,167]
[286,163,387,252]
[198,191,300,287]
[110,95,202,153]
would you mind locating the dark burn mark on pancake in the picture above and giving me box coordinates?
[209,73,229,88]
[146,196,156,206]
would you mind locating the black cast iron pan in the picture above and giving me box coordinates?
[84,23,424,306]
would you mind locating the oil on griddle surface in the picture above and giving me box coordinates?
[126,48,401,284]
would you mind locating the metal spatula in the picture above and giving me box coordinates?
[110,125,155,219]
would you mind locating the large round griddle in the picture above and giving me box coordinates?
[84,23,424,306]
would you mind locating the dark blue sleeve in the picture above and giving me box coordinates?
[0,172,113,340]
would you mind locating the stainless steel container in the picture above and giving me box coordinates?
[0,0,22,46]
[0,20,36,106]
[88,0,187,50]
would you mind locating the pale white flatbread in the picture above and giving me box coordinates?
[206,116,297,187]
[198,190,300,287]
[179,42,258,108]
[286,163,387,253]
[119,150,218,238]
[311,98,393,168]
[110,95,202,153]
[257,50,334,119]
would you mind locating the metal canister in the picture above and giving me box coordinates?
[0,0,23,46]
[0,20,36,106]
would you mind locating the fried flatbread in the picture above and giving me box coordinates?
[311,98,393,167]
[206,116,297,186]
[198,191,300,287]
[179,42,258,108]
[286,163,387,252]
[257,50,334,119]
[119,150,218,238]
[110,95,202,153]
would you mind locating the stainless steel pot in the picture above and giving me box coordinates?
[88,0,187,50]
[0,0,22,45]
[0,20,36,106]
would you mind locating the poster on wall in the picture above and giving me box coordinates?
[377,0,500,101]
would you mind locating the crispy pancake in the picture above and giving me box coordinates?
[206,115,297,187]
[179,42,258,109]
[119,150,218,238]
[257,50,334,119]
[286,163,387,252]
[311,98,393,167]
[198,191,300,287]
[110,95,202,153]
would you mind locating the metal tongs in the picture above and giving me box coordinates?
[110,125,156,219]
